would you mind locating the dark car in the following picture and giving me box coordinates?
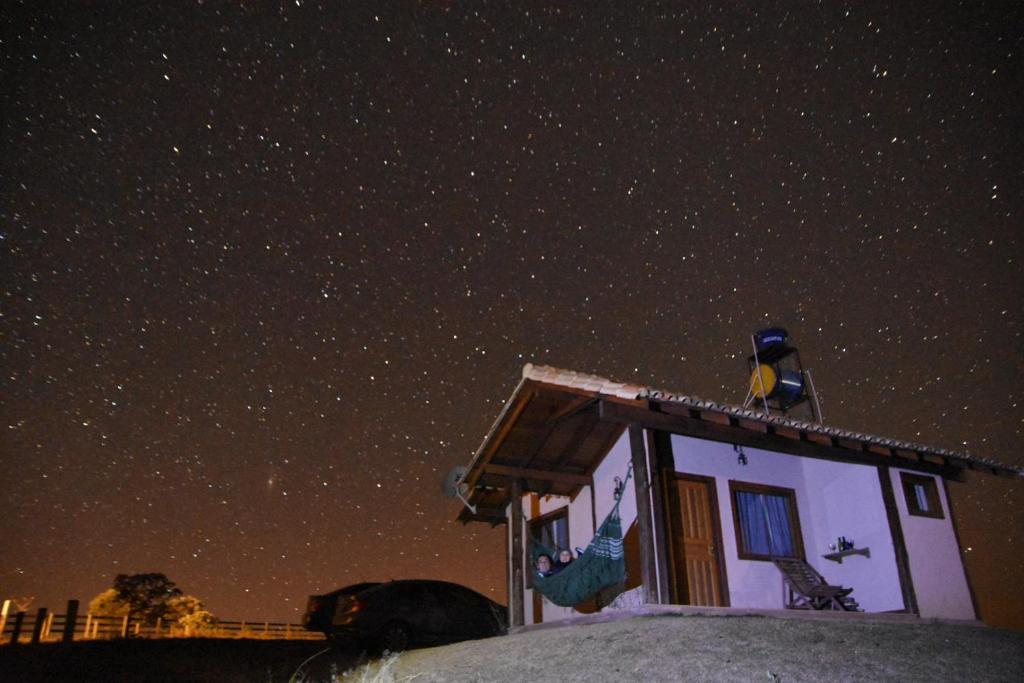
[303,579,507,653]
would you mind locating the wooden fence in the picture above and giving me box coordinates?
[0,600,324,645]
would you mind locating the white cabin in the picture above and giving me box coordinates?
[457,365,1020,627]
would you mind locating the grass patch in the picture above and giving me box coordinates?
[335,652,403,683]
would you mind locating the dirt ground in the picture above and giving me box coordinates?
[381,614,1024,683]
[1,614,1021,682]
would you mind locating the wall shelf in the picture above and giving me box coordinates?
[823,547,870,563]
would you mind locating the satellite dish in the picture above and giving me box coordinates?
[441,465,476,515]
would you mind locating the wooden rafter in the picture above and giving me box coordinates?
[482,463,593,488]
[549,407,601,472]
[463,387,536,493]
[547,396,599,424]
[522,392,578,472]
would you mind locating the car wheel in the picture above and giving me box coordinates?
[379,621,411,653]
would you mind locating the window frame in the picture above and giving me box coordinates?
[900,472,945,519]
[728,480,805,561]
[526,506,569,588]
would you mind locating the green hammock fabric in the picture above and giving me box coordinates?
[531,504,626,607]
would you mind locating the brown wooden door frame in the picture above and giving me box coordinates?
[663,472,730,606]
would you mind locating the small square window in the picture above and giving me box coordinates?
[900,473,944,519]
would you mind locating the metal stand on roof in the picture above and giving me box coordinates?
[742,327,822,424]
[805,368,824,423]
[744,333,772,416]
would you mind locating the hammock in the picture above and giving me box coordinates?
[530,466,631,607]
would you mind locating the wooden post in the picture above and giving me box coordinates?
[508,478,525,629]
[31,608,47,644]
[63,600,79,642]
[0,600,9,640]
[646,429,674,603]
[120,615,130,638]
[9,611,25,645]
[878,466,919,614]
[43,611,55,639]
[84,613,93,640]
[629,424,659,605]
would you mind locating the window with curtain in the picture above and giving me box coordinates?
[729,481,804,560]
[532,510,569,552]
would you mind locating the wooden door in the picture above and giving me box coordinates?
[669,476,726,606]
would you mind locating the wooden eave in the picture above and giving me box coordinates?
[455,367,1022,524]
[457,379,628,524]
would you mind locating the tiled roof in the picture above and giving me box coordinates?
[522,363,1022,477]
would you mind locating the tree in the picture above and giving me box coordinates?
[112,573,183,624]
[166,594,205,620]
[168,595,217,635]
[89,574,217,634]
[88,588,130,618]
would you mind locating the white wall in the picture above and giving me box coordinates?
[592,430,639,534]
[514,428,972,621]
[671,435,808,609]
[889,468,975,619]
[799,457,904,612]
[670,434,906,612]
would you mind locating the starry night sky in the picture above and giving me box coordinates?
[3,2,1022,629]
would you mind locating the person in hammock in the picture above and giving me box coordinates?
[555,549,574,572]
[546,548,574,575]
[536,553,555,577]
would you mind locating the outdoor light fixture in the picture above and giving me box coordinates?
[734,443,748,466]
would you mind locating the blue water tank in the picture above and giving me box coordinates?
[754,327,789,353]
